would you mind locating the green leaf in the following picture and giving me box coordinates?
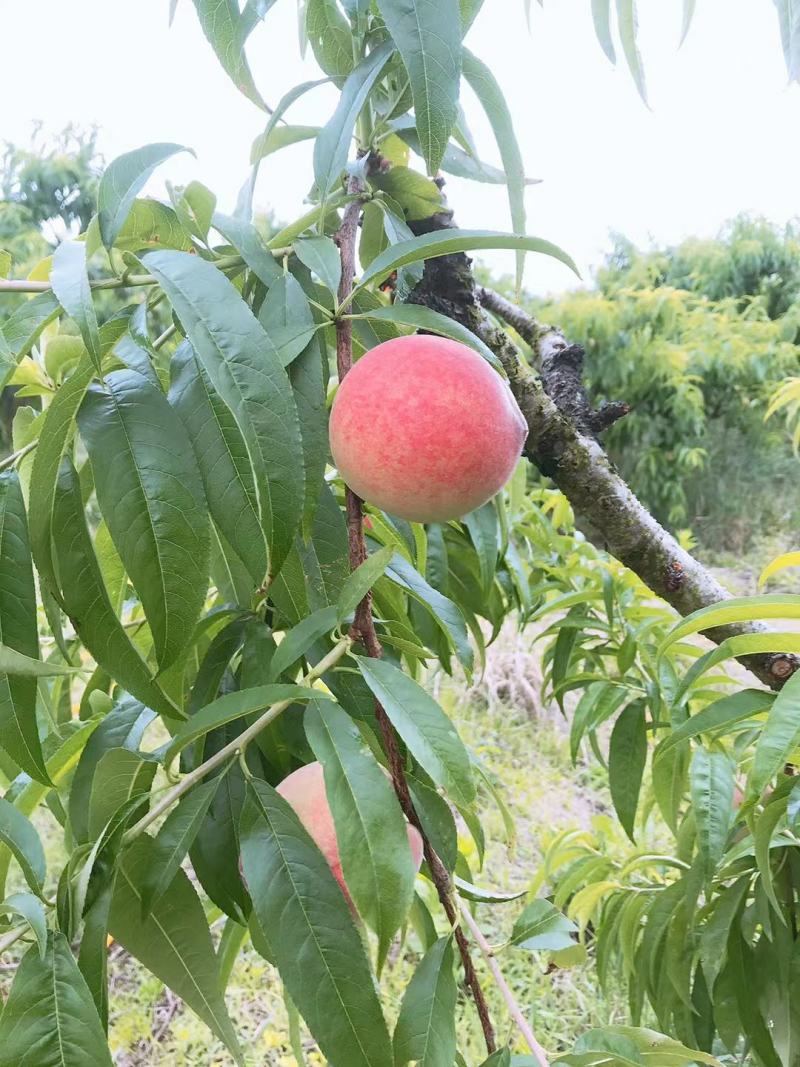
[143,250,304,579]
[680,0,696,45]
[78,368,210,670]
[289,333,329,537]
[773,0,800,82]
[0,799,45,896]
[305,698,417,957]
[97,143,191,250]
[28,357,94,602]
[87,748,156,841]
[454,876,525,904]
[608,700,647,842]
[164,684,317,767]
[109,836,242,1062]
[0,933,113,1067]
[376,0,462,174]
[463,501,500,595]
[139,779,220,916]
[293,235,342,295]
[114,198,193,252]
[314,40,395,199]
[509,899,577,951]
[354,303,501,369]
[249,78,329,164]
[462,50,527,289]
[0,472,48,784]
[191,0,265,109]
[169,341,267,587]
[393,936,457,1067]
[0,892,47,960]
[394,122,526,186]
[749,670,800,797]
[175,180,216,240]
[212,212,282,287]
[0,646,77,678]
[240,778,394,1067]
[51,463,178,720]
[656,688,773,759]
[660,594,800,653]
[690,746,735,881]
[306,0,355,79]
[258,272,320,366]
[268,607,338,680]
[357,656,475,805]
[51,241,101,370]
[615,0,648,103]
[369,166,444,222]
[759,551,800,586]
[357,228,578,292]
[1,292,60,370]
[557,1025,720,1066]
[591,0,616,62]
[337,545,394,622]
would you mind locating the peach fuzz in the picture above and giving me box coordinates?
[329,335,527,522]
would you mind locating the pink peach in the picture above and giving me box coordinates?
[329,335,527,522]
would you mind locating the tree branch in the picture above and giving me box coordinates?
[406,210,797,690]
[335,179,497,1055]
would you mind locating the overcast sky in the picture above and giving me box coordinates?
[3,1,799,293]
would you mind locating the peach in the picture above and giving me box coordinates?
[329,335,527,522]
[276,761,424,898]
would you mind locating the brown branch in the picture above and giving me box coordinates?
[405,210,797,691]
[335,178,497,1054]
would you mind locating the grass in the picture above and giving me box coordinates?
[2,624,627,1066]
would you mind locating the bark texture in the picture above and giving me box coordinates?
[407,212,797,690]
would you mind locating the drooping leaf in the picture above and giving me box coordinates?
[294,235,342,295]
[257,272,320,367]
[78,368,210,670]
[97,143,191,250]
[1,292,60,372]
[240,778,394,1067]
[376,0,462,174]
[0,799,45,896]
[268,607,339,681]
[165,684,317,767]
[680,0,697,45]
[289,333,329,537]
[50,463,178,721]
[306,0,355,79]
[656,688,773,759]
[660,594,800,652]
[0,472,48,783]
[749,670,800,797]
[191,0,266,109]
[249,77,330,164]
[357,656,475,805]
[509,899,577,951]
[305,698,417,957]
[773,0,800,82]
[591,0,616,62]
[0,892,47,960]
[691,746,735,881]
[394,936,457,1067]
[114,198,193,252]
[0,933,113,1067]
[212,211,282,287]
[51,241,101,370]
[169,341,268,587]
[355,303,501,368]
[314,39,395,198]
[462,49,528,289]
[608,700,647,842]
[337,545,394,622]
[615,0,648,103]
[139,779,220,916]
[143,250,304,579]
[86,748,157,841]
[108,836,242,1061]
[357,228,578,292]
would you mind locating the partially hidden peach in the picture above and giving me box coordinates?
[276,761,424,898]
[329,335,527,522]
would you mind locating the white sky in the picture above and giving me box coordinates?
[3,0,799,294]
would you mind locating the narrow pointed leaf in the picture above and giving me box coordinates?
[97,143,191,250]
[51,241,102,370]
[78,368,209,670]
[143,250,304,578]
[169,341,268,586]
[356,303,501,368]
[0,892,47,960]
[108,836,243,1063]
[337,545,394,622]
[0,799,45,896]
[305,698,417,955]
[615,0,648,103]
[394,936,457,1067]
[51,463,178,721]
[591,0,616,62]
[191,0,266,109]
[0,934,113,1067]
[87,748,157,841]
[510,899,577,951]
[357,656,475,805]
[749,670,800,797]
[240,778,394,1067]
[357,229,578,292]
[293,235,342,294]
[608,700,647,842]
[376,0,461,174]
[0,471,48,783]
[691,746,735,881]
[314,40,395,198]
[212,212,282,287]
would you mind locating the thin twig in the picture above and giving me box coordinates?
[0,924,28,956]
[122,636,352,844]
[335,174,497,1055]
[0,439,38,472]
[458,899,550,1067]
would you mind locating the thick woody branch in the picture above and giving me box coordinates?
[335,181,497,1054]
[407,212,797,690]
